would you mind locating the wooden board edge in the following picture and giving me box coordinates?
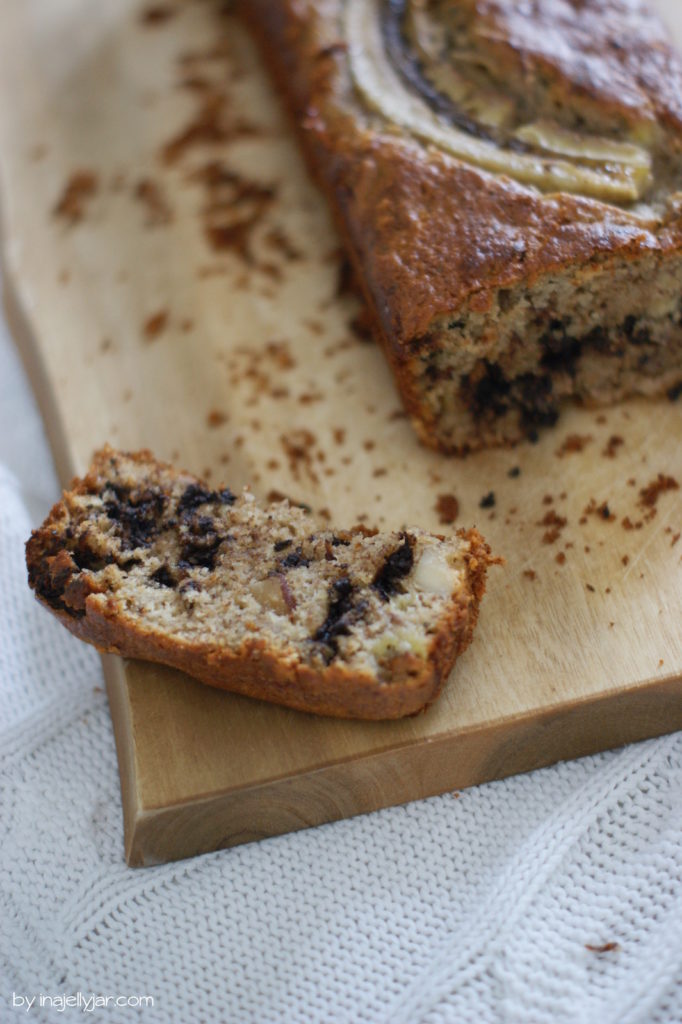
[0,216,77,488]
[102,656,145,867]
[123,672,682,867]
[0,228,138,861]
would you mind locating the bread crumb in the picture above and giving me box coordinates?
[161,95,259,165]
[602,435,624,458]
[206,410,228,428]
[537,510,567,544]
[435,494,459,525]
[266,228,303,262]
[140,5,176,25]
[584,499,616,522]
[638,474,679,509]
[143,310,168,340]
[556,433,592,456]
[135,178,173,226]
[53,171,98,224]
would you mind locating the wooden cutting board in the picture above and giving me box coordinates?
[1,0,681,867]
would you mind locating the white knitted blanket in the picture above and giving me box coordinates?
[1,314,681,1024]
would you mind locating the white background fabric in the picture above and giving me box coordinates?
[1,294,681,1024]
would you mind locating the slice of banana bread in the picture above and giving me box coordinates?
[25,447,495,719]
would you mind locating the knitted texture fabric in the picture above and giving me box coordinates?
[1,320,681,1024]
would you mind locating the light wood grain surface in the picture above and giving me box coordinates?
[1,0,680,866]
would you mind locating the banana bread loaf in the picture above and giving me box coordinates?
[25,447,495,719]
[238,0,682,452]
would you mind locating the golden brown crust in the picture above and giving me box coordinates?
[237,1,682,450]
[26,448,495,720]
[239,1,682,341]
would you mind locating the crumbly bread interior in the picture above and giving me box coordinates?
[410,255,682,452]
[27,449,487,682]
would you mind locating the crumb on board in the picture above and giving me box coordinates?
[537,510,567,544]
[194,164,277,263]
[53,171,98,224]
[638,474,679,509]
[265,227,303,262]
[435,494,460,525]
[523,569,537,581]
[265,340,296,370]
[280,429,319,483]
[134,178,173,226]
[206,409,228,428]
[161,94,259,166]
[583,499,616,522]
[479,492,495,509]
[556,433,592,457]
[139,5,177,25]
[586,942,620,954]
[602,435,624,458]
[143,310,168,340]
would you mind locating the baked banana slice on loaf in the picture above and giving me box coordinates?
[26,447,495,719]
[238,0,682,451]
